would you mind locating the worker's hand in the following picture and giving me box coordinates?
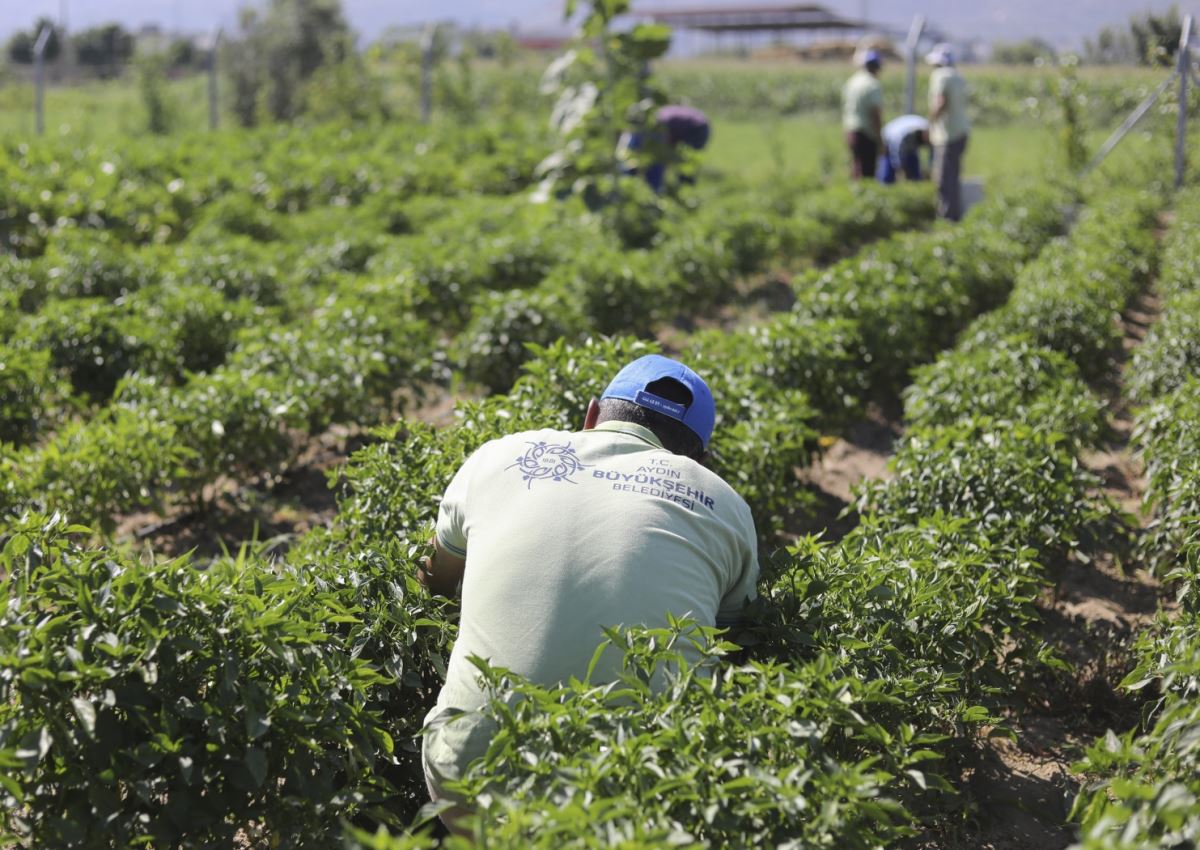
[420,537,467,597]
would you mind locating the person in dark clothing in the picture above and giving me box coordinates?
[622,105,711,193]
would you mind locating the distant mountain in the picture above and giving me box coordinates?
[0,0,1185,50]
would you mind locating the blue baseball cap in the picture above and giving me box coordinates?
[601,355,716,450]
[861,48,882,66]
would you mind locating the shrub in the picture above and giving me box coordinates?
[132,368,301,496]
[28,233,160,308]
[1129,290,1200,403]
[653,226,736,314]
[129,284,255,377]
[1134,377,1200,567]
[453,289,586,393]
[191,194,284,243]
[542,246,660,337]
[690,315,868,429]
[0,516,397,848]
[454,623,924,849]
[800,182,933,261]
[21,298,173,402]
[856,420,1118,560]
[792,256,971,393]
[1070,610,1200,850]
[0,346,64,447]
[904,334,1106,444]
[958,198,1156,381]
[754,526,1044,700]
[24,405,187,530]
[162,241,286,307]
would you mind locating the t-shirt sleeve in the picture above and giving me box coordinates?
[435,447,482,558]
[716,511,759,627]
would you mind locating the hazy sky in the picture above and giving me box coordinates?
[0,0,561,38]
[0,1,1184,48]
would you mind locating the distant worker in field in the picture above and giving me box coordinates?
[622,104,712,193]
[842,48,884,181]
[877,114,930,184]
[419,354,758,830]
[926,43,971,220]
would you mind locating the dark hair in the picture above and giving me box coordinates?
[866,58,882,73]
[596,377,705,459]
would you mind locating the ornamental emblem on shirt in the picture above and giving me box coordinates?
[507,441,590,489]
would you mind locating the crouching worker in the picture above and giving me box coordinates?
[621,104,711,193]
[418,354,758,831]
[878,114,930,184]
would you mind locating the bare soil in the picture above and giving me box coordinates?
[789,402,903,541]
[656,269,795,353]
[116,426,360,561]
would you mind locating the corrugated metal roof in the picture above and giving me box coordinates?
[635,4,868,32]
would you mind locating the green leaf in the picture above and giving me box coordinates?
[0,770,24,803]
[71,698,97,738]
[244,747,268,788]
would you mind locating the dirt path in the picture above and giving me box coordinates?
[789,401,903,542]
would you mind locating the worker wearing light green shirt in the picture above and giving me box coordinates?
[927,43,970,220]
[418,355,759,832]
[842,48,884,180]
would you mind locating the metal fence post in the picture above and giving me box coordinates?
[208,29,223,131]
[420,25,435,124]
[904,15,925,116]
[1176,14,1193,189]
[33,26,52,136]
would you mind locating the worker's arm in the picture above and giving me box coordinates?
[716,512,760,632]
[418,536,466,598]
[426,443,483,598]
[871,106,883,145]
[930,93,948,122]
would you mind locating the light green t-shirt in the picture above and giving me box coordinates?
[422,420,758,783]
[842,69,883,140]
[929,66,970,145]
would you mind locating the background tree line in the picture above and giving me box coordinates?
[1084,5,1184,66]
[4,0,386,127]
[6,17,201,78]
[991,5,1188,67]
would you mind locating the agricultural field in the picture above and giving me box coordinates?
[0,36,1198,850]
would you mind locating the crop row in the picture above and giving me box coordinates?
[337,187,1156,847]
[407,186,1159,848]
[0,123,549,255]
[1069,190,1200,850]
[0,174,1080,847]
[0,178,934,532]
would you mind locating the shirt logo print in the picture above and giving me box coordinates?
[507,441,591,489]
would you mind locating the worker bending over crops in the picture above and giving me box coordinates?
[842,48,884,181]
[620,104,711,193]
[878,114,931,183]
[927,43,971,220]
[418,355,758,830]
